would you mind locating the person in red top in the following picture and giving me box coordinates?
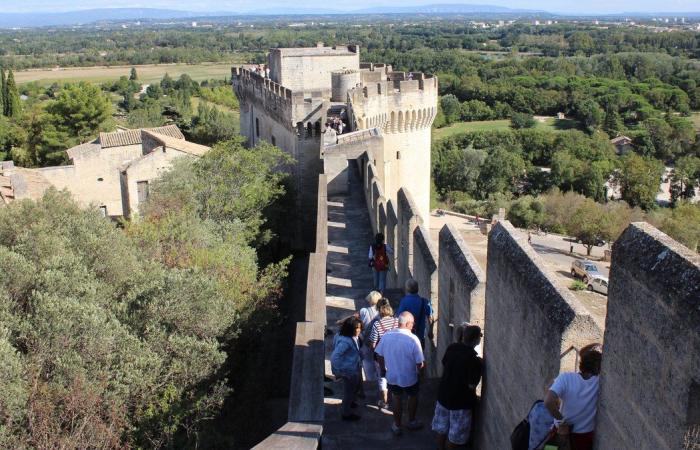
[369,233,393,293]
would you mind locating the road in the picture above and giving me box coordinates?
[428,211,608,329]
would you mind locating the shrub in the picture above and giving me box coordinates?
[570,280,587,291]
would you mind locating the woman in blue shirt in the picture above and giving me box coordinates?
[331,317,363,421]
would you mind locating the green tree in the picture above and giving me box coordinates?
[670,156,700,203]
[510,112,536,129]
[574,99,604,132]
[189,102,238,146]
[0,68,5,116]
[4,69,21,118]
[566,198,611,255]
[477,146,527,197]
[617,153,665,210]
[45,82,112,141]
[0,115,26,160]
[440,94,461,125]
[507,195,545,229]
[129,67,138,81]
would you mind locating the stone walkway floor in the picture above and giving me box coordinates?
[323,165,437,449]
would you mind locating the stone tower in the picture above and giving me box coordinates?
[232,45,437,244]
[346,64,438,221]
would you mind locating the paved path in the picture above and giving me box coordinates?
[323,165,438,449]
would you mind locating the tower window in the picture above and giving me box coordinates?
[396,151,401,160]
[256,118,260,137]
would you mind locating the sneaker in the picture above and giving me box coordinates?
[406,420,424,431]
[377,400,387,409]
[341,413,361,421]
[391,423,402,436]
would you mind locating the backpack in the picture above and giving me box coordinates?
[510,400,542,450]
[373,244,388,271]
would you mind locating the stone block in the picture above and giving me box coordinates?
[478,221,602,450]
[595,223,700,450]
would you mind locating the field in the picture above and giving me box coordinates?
[691,112,700,131]
[14,63,236,86]
[433,116,580,140]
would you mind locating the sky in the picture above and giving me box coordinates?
[0,0,698,14]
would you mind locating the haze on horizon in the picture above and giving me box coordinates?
[1,0,698,15]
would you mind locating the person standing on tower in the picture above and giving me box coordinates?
[369,233,392,294]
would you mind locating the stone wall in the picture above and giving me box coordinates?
[252,174,328,449]
[413,224,439,375]
[268,45,360,95]
[595,223,700,450]
[348,74,438,221]
[397,187,423,287]
[437,224,485,375]
[479,221,603,450]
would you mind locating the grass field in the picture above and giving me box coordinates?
[15,63,236,86]
[433,116,580,140]
[691,112,700,131]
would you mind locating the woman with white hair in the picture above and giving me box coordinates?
[359,291,381,389]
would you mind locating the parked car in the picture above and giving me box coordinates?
[576,237,606,246]
[571,260,604,284]
[587,276,609,295]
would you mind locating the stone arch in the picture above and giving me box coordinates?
[390,111,396,133]
[306,122,313,138]
[411,110,417,130]
[398,111,404,133]
[315,120,321,136]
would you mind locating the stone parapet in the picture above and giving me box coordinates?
[479,221,603,450]
[348,73,438,133]
[595,223,700,450]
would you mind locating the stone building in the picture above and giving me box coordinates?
[232,44,437,247]
[1,125,209,217]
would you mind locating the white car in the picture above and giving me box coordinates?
[587,276,609,295]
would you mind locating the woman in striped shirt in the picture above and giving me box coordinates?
[369,299,399,409]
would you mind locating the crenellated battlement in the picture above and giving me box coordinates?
[348,72,438,134]
[232,67,327,132]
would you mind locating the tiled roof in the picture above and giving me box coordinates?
[142,130,210,157]
[99,125,185,148]
[611,135,632,144]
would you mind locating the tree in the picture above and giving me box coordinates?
[129,67,138,81]
[617,153,665,210]
[477,146,527,197]
[432,143,486,195]
[510,112,536,129]
[574,99,604,132]
[45,82,112,142]
[670,156,700,203]
[566,198,611,255]
[0,68,5,116]
[507,195,545,229]
[4,69,21,118]
[160,73,174,92]
[189,102,238,146]
[0,115,27,161]
[440,94,461,125]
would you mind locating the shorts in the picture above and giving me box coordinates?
[388,381,420,397]
[431,401,471,446]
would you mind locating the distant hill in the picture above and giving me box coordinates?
[353,4,541,14]
[0,8,207,28]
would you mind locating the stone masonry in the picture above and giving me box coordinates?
[595,223,700,450]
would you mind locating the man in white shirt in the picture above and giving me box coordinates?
[544,343,602,450]
[375,311,425,435]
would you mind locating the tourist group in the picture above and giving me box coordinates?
[330,233,602,450]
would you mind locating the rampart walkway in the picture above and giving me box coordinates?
[323,164,437,449]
